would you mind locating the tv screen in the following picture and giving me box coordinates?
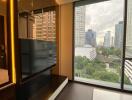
[20,39,56,79]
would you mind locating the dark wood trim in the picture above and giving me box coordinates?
[0,82,11,88]
[13,0,22,85]
[43,6,56,12]
[72,2,75,81]
[125,58,132,60]
[0,84,16,100]
[6,0,12,84]
[121,0,128,90]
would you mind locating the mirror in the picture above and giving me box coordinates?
[0,0,10,85]
[18,0,57,79]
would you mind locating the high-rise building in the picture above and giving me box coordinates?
[75,6,86,47]
[104,31,111,48]
[114,21,124,49]
[85,29,96,47]
[34,10,56,41]
[111,36,114,47]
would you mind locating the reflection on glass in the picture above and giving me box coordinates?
[0,0,9,85]
[124,0,132,90]
[125,0,132,58]
[124,60,132,90]
[18,0,56,79]
[74,0,124,88]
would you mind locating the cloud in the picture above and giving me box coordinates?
[85,0,124,37]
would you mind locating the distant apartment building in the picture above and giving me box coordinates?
[75,45,97,60]
[114,21,124,49]
[85,29,96,47]
[104,31,111,48]
[75,6,86,47]
[18,10,56,41]
[34,10,56,41]
[111,36,114,47]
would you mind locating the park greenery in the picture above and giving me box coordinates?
[75,47,131,85]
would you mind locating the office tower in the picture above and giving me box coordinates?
[85,29,96,47]
[104,31,111,48]
[115,21,124,49]
[111,36,114,47]
[75,6,86,47]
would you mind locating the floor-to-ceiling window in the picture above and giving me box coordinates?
[74,0,127,89]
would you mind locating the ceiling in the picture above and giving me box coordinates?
[18,0,80,12]
[56,0,79,5]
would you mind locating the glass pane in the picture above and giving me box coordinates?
[125,0,132,58]
[124,60,132,90]
[124,0,132,90]
[18,0,56,79]
[74,0,124,88]
[0,0,9,85]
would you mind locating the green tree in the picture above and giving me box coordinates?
[93,71,119,83]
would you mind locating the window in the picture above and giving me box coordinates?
[74,0,125,88]
[124,0,132,90]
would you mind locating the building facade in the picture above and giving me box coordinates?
[85,29,96,47]
[34,10,56,41]
[75,6,86,47]
[104,31,111,48]
[114,21,124,49]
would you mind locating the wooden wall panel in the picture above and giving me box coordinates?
[52,3,73,80]
[59,3,73,80]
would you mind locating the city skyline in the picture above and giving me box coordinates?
[85,20,123,47]
[85,0,124,46]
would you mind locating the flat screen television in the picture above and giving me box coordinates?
[20,39,56,79]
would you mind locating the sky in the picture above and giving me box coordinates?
[85,0,124,45]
